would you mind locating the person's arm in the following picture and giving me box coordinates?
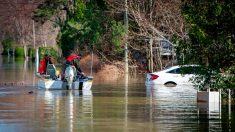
[74,59,82,73]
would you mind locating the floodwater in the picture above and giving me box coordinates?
[0,56,234,132]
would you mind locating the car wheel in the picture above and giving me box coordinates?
[164,82,177,87]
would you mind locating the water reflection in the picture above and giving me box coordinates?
[197,102,221,119]
[36,90,93,132]
[0,82,234,131]
[0,56,35,85]
[0,87,93,132]
[145,84,223,131]
[0,55,234,131]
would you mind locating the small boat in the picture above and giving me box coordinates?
[37,64,93,90]
[37,76,93,90]
[35,49,93,90]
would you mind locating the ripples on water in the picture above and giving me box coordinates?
[0,56,234,132]
[0,83,234,132]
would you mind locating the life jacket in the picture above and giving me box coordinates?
[66,54,80,62]
[39,58,47,74]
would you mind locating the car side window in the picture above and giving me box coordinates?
[175,68,181,74]
[167,68,180,74]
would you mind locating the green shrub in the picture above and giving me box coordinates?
[39,47,59,61]
[111,20,127,54]
[194,65,235,91]
[1,38,13,55]
[217,66,235,90]
[15,47,25,58]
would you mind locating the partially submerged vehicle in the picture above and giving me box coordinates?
[145,65,203,86]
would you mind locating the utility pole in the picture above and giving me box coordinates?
[124,0,129,75]
[33,20,39,73]
[149,38,153,72]
[33,20,36,48]
[149,0,152,21]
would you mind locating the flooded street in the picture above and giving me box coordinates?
[0,56,234,132]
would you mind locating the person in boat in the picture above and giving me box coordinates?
[62,50,84,80]
[39,54,53,75]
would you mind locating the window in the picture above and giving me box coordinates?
[167,68,180,74]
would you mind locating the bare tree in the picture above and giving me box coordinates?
[106,0,185,39]
[106,0,186,70]
[0,0,58,48]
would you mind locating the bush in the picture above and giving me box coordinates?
[15,47,25,58]
[217,66,235,90]
[39,47,59,62]
[1,38,13,55]
[191,66,219,90]
[194,65,235,91]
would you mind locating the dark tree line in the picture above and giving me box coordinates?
[179,0,235,70]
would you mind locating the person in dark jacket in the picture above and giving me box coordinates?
[65,54,82,74]
[62,50,83,80]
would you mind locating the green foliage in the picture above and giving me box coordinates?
[15,47,24,58]
[1,37,13,55]
[111,21,127,54]
[177,65,219,90]
[34,0,127,60]
[180,0,235,69]
[216,66,235,90]
[39,47,59,60]
[58,0,101,57]
[73,0,86,20]
[58,0,124,58]
[192,68,220,90]
[180,0,235,90]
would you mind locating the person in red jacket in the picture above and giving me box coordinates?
[39,54,52,75]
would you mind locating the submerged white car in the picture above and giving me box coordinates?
[145,65,202,86]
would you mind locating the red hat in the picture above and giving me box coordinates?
[67,54,80,62]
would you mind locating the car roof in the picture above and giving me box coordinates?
[161,64,200,72]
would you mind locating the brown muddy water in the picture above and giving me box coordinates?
[0,56,234,132]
